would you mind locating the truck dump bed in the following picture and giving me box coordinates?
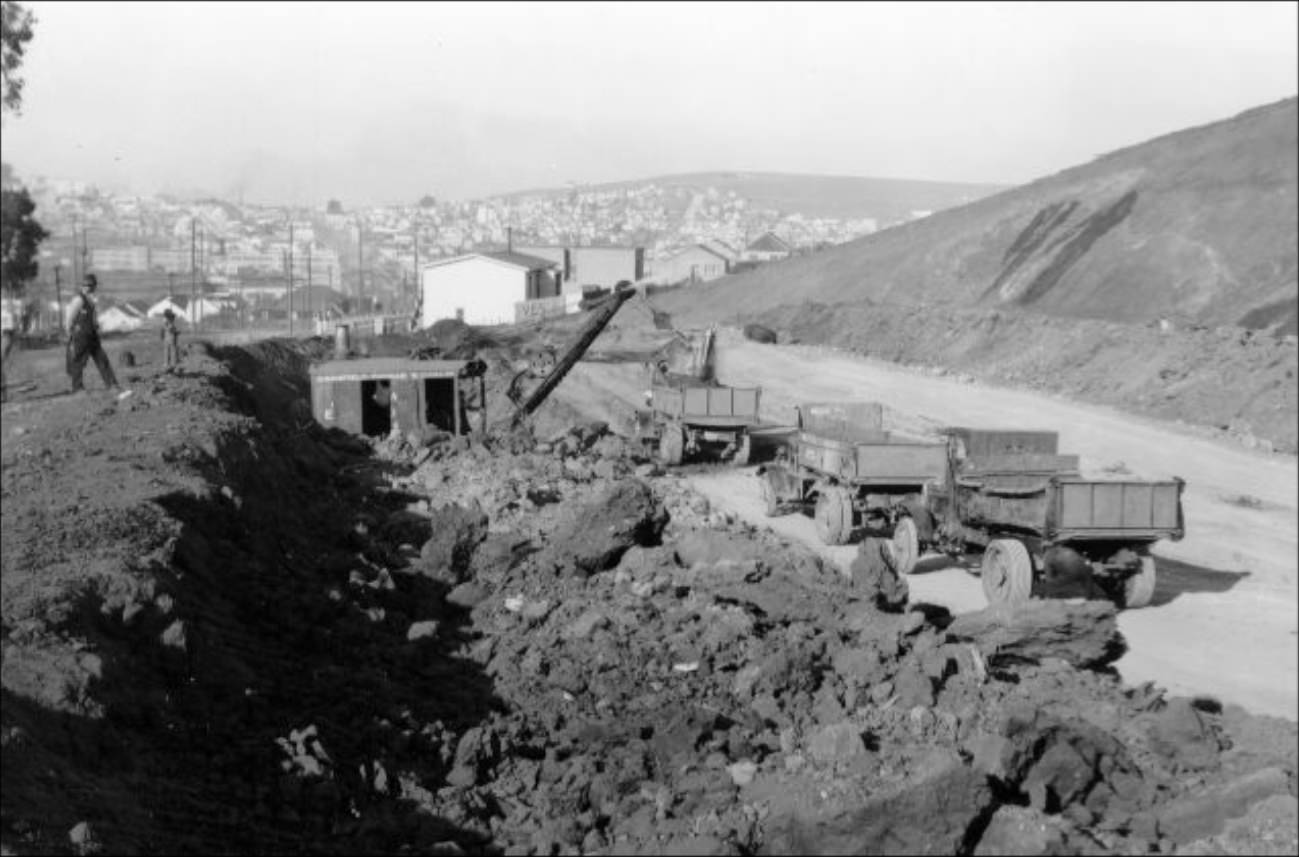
[652,384,761,426]
[791,402,947,486]
[955,475,1185,542]
[1052,478,1184,539]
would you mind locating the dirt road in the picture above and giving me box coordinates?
[565,330,1299,720]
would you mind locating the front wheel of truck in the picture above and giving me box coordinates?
[981,539,1033,606]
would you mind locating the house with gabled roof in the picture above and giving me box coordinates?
[646,244,733,286]
[743,231,793,262]
[417,250,560,327]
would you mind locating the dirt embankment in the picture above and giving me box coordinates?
[2,339,1297,855]
[718,299,1298,455]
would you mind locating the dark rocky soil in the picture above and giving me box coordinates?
[2,336,1295,855]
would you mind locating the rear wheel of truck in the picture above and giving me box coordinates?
[981,539,1033,606]
[659,424,684,466]
[1123,554,1157,608]
[759,472,781,517]
[814,487,854,545]
[889,516,920,575]
[733,432,752,467]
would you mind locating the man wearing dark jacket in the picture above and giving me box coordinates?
[65,273,120,393]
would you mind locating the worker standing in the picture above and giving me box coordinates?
[65,273,121,393]
[0,293,17,403]
[161,308,181,372]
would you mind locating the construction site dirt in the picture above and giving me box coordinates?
[1,309,1296,856]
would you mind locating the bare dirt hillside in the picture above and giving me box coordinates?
[743,299,1298,454]
[662,97,1298,334]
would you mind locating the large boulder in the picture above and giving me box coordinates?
[761,760,993,855]
[849,537,909,611]
[537,479,667,576]
[417,501,489,583]
[968,704,1147,817]
[944,600,1125,669]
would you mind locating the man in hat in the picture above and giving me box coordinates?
[65,273,120,393]
[160,307,181,372]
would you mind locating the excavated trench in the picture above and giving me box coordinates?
[2,337,1296,856]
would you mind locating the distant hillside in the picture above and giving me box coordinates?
[499,171,1009,223]
[664,98,1299,333]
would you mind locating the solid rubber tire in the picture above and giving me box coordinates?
[733,433,752,467]
[759,473,780,517]
[659,424,684,466]
[890,515,920,576]
[981,539,1033,606]
[1123,554,1157,609]
[814,487,853,545]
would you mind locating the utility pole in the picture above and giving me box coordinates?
[306,243,313,324]
[190,217,198,334]
[413,220,420,318]
[53,265,64,333]
[70,215,80,286]
[288,220,295,336]
[356,218,364,311]
[80,219,89,281]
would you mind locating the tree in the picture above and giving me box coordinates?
[1,183,49,297]
[326,199,344,214]
[1,1,35,115]
[418,194,437,209]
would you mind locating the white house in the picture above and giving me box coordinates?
[418,251,560,327]
[645,244,732,286]
[98,304,146,333]
[147,295,227,325]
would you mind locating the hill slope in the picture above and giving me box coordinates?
[667,98,1298,333]
[500,171,1008,222]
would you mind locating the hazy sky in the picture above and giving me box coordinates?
[3,1,1296,205]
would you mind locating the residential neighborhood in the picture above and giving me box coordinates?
[7,174,924,334]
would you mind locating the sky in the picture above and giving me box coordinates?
[2,1,1296,206]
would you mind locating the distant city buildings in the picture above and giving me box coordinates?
[16,174,918,316]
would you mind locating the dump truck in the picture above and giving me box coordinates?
[758,401,949,546]
[926,427,1185,609]
[634,382,763,465]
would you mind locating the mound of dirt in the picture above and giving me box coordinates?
[3,341,1296,855]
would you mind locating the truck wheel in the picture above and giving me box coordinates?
[659,424,684,466]
[981,539,1033,606]
[759,472,781,517]
[733,433,752,467]
[814,487,853,545]
[1123,555,1157,609]
[889,516,920,575]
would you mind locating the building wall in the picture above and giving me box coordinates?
[652,247,729,285]
[91,246,150,272]
[513,246,569,281]
[420,258,527,326]
[570,247,644,293]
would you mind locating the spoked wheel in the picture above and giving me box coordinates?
[732,433,752,467]
[1123,554,1157,609]
[814,487,854,545]
[888,516,920,575]
[658,423,685,466]
[981,539,1034,606]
